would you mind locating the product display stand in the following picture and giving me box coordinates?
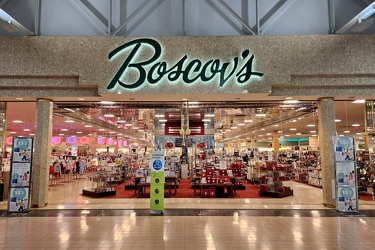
[334,136,360,215]
[259,161,293,198]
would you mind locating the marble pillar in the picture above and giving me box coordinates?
[364,136,369,150]
[31,99,53,208]
[272,130,279,158]
[90,132,97,154]
[318,97,336,208]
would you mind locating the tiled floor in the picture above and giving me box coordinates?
[0,177,374,249]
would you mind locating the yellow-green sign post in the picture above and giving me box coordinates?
[150,150,165,214]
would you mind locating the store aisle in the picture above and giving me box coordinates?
[0,209,375,249]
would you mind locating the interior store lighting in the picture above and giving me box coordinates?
[296,133,301,135]
[98,128,105,131]
[159,119,167,122]
[61,129,68,131]
[283,100,299,104]
[310,130,316,133]
[344,130,350,133]
[155,114,165,117]
[10,131,16,134]
[256,114,266,117]
[117,120,126,123]
[237,123,245,126]
[335,119,341,122]
[104,114,115,117]
[65,120,74,123]
[352,100,365,103]
[202,119,211,122]
[244,119,252,123]
[290,128,297,131]
[307,124,315,127]
[23,129,30,131]
[13,120,23,123]
[84,125,92,127]
[100,101,115,104]
[352,124,360,126]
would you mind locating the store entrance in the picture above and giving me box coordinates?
[1,100,373,209]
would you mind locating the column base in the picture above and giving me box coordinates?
[31,203,48,208]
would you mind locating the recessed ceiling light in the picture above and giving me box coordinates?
[117,120,126,123]
[109,131,115,134]
[84,125,92,127]
[155,114,165,118]
[296,133,301,135]
[356,132,362,135]
[285,97,293,100]
[118,133,123,136]
[59,133,64,136]
[244,119,252,123]
[13,120,23,123]
[226,129,231,132]
[77,131,82,134]
[283,100,299,104]
[10,132,16,134]
[258,135,263,137]
[104,114,115,117]
[261,128,265,131]
[344,130,350,133]
[292,120,297,122]
[335,119,341,122]
[61,129,68,131]
[202,119,211,122]
[237,123,245,126]
[125,124,132,127]
[266,133,272,136]
[290,128,297,131]
[23,129,30,132]
[312,134,318,137]
[88,133,92,136]
[352,124,360,127]
[205,114,215,117]
[16,97,23,100]
[278,131,283,133]
[285,135,290,137]
[230,126,237,130]
[310,130,316,133]
[98,128,105,131]
[159,119,167,122]
[182,98,187,101]
[307,124,315,127]
[352,100,365,103]
[256,114,266,117]
[65,120,74,123]
[339,135,344,137]
[78,98,84,100]
[100,101,115,104]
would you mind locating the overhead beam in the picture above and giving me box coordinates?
[34,0,41,35]
[73,0,116,35]
[216,0,256,35]
[328,0,335,34]
[337,2,375,33]
[259,0,297,35]
[0,8,34,35]
[203,0,246,35]
[113,0,165,36]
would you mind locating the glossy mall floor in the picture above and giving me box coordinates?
[1,178,375,249]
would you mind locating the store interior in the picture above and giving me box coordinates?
[0,98,374,207]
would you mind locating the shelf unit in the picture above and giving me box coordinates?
[259,161,293,198]
[308,168,322,187]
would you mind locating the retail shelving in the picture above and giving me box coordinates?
[259,161,293,198]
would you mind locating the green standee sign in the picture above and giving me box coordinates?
[150,150,165,214]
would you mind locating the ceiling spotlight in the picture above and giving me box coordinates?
[307,124,315,127]
[335,119,341,122]
[61,129,68,131]
[261,128,265,131]
[290,128,297,131]
[13,120,23,123]
[344,130,350,133]
[352,124,360,127]
[65,120,74,123]
[310,130,316,133]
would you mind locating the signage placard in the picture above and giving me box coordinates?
[150,150,165,214]
[334,136,358,213]
[8,137,33,213]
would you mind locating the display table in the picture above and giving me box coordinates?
[259,190,293,198]
[134,176,178,195]
[82,188,116,198]
[136,183,173,198]
[193,176,236,195]
[200,183,235,198]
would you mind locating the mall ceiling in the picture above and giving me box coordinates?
[0,0,373,146]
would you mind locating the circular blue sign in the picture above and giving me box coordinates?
[12,188,27,200]
[340,187,354,200]
[153,159,163,171]
[15,139,30,151]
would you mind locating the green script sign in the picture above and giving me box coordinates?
[107,38,263,90]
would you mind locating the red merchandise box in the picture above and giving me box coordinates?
[209,189,216,198]
[202,189,209,197]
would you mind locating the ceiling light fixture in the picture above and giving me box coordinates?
[61,129,68,131]
[352,100,365,103]
[307,124,315,127]
[244,119,252,123]
[100,101,115,104]
[159,119,167,122]
[202,119,211,122]
[344,130,350,133]
[84,125,92,128]
[104,114,115,117]
[352,124,360,127]
[283,100,299,104]
[12,120,23,123]
[237,123,245,126]
[256,114,266,117]
[290,128,297,131]
[335,119,341,122]
[65,120,74,123]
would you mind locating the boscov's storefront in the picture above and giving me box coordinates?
[1,34,375,208]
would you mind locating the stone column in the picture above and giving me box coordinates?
[272,130,279,158]
[364,136,369,150]
[90,132,97,154]
[318,97,336,208]
[31,99,53,208]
